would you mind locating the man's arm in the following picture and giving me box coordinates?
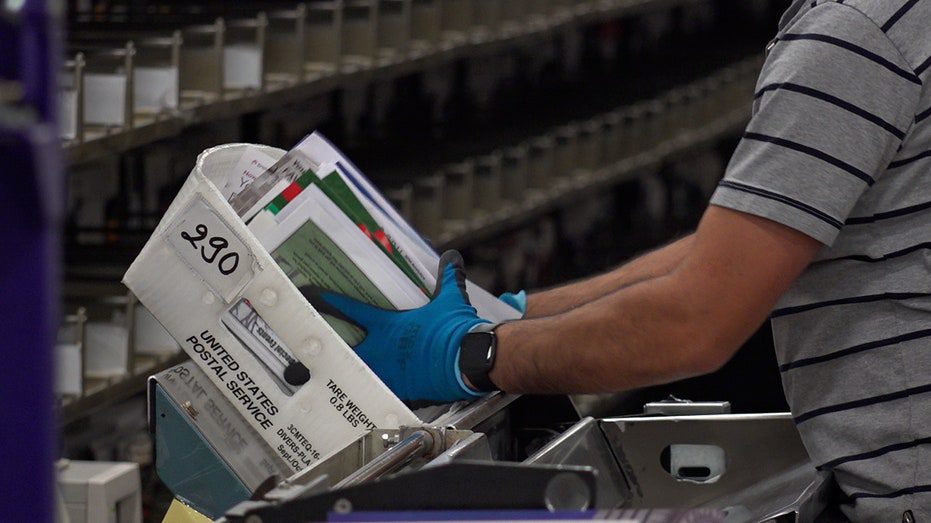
[490,206,821,393]
[524,236,694,318]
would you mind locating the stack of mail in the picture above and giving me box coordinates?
[218,132,519,395]
[124,133,521,475]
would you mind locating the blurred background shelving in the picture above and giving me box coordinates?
[44,0,791,519]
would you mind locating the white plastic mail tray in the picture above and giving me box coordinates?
[124,143,424,474]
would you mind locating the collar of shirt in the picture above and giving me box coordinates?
[779,0,811,32]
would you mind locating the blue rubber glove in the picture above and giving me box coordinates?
[498,290,527,317]
[317,251,488,402]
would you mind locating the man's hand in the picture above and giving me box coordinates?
[319,251,488,402]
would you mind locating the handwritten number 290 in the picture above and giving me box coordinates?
[181,223,239,275]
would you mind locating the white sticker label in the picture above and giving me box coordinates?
[134,66,179,111]
[83,73,127,126]
[167,196,255,302]
[223,44,263,89]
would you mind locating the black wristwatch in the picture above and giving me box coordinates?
[459,323,499,393]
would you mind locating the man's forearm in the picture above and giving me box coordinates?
[488,207,820,394]
[492,270,709,393]
[524,235,694,318]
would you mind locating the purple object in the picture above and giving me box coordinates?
[1,1,63,522]
[3,0,62,122]
[0,125,61,523]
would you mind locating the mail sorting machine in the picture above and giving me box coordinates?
[151,361,834,522]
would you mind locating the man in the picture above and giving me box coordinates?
[322,1,931,520]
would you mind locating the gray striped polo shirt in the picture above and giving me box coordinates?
[709,1,931,520]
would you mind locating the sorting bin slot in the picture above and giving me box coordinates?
[473,0,502,35]
[412,173,446,239]
[67,43,134,132]
[343,1,379,69]
[265,6,308,84]
[180,20,225,103]
[224,14,268,92]
[304,2,343,77]
[410,0,442,49]
[500,144,529,201]
[378,0,411,60]
[442,0,474,41]
[474,153,503,211]
[443,161,476,221]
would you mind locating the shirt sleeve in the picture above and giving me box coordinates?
[710,3,922,245]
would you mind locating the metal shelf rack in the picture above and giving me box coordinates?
[64,0,716,165]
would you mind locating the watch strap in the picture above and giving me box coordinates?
[469,322,499,334]
[459,323,500,393]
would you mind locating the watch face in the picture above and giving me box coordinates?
[482,343,495,362]
[463,332,494,366]
[461,331,497,392]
